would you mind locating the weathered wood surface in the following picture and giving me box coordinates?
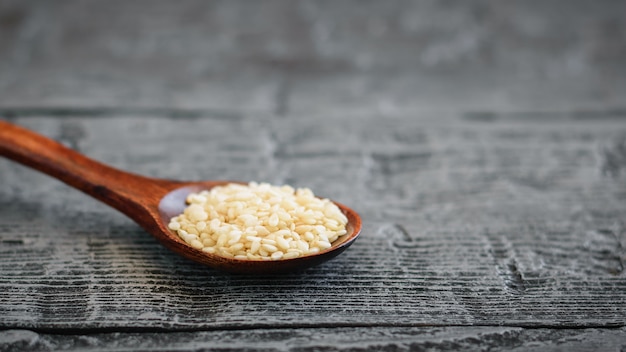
[0,0,625,114]
[1,116,625,331]
[2,327,626,352]
[1,0,626,351]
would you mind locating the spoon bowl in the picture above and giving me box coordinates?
[155,183,362,273]
[0,121,362,274]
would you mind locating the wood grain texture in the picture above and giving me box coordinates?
[2,327,626,352]
[1,115,625,332]
[0,1,624,113]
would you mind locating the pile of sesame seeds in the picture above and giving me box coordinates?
[168,182,348,260]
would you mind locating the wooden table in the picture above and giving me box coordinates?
[1,1,625,350]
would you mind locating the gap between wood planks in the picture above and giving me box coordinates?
[0,107,245,120]
[1,106,625,120]
[3,321,626,336]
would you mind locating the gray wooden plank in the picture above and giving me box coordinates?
[1,115,625,330]
[287,1,626,115]
[0,1,624,113]
[2,327,626,352]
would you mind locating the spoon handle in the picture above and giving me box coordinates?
[0,120,172,218]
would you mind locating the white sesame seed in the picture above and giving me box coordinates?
[190,239,203,250]
[271,251,284,260]
[262,243,278,253]
[317,240,332,250]
[276,236,290,251]
[250,241,261,254]
[283,251,300,259]
[268,213,279,227]
[261,239,277,246]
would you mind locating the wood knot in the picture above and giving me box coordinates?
[379,223,419,249]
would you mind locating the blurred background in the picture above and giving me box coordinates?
[1,0,624,115]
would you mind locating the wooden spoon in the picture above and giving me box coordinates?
[0,120,362,274]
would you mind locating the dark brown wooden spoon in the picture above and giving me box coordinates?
[0,120,362,274]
